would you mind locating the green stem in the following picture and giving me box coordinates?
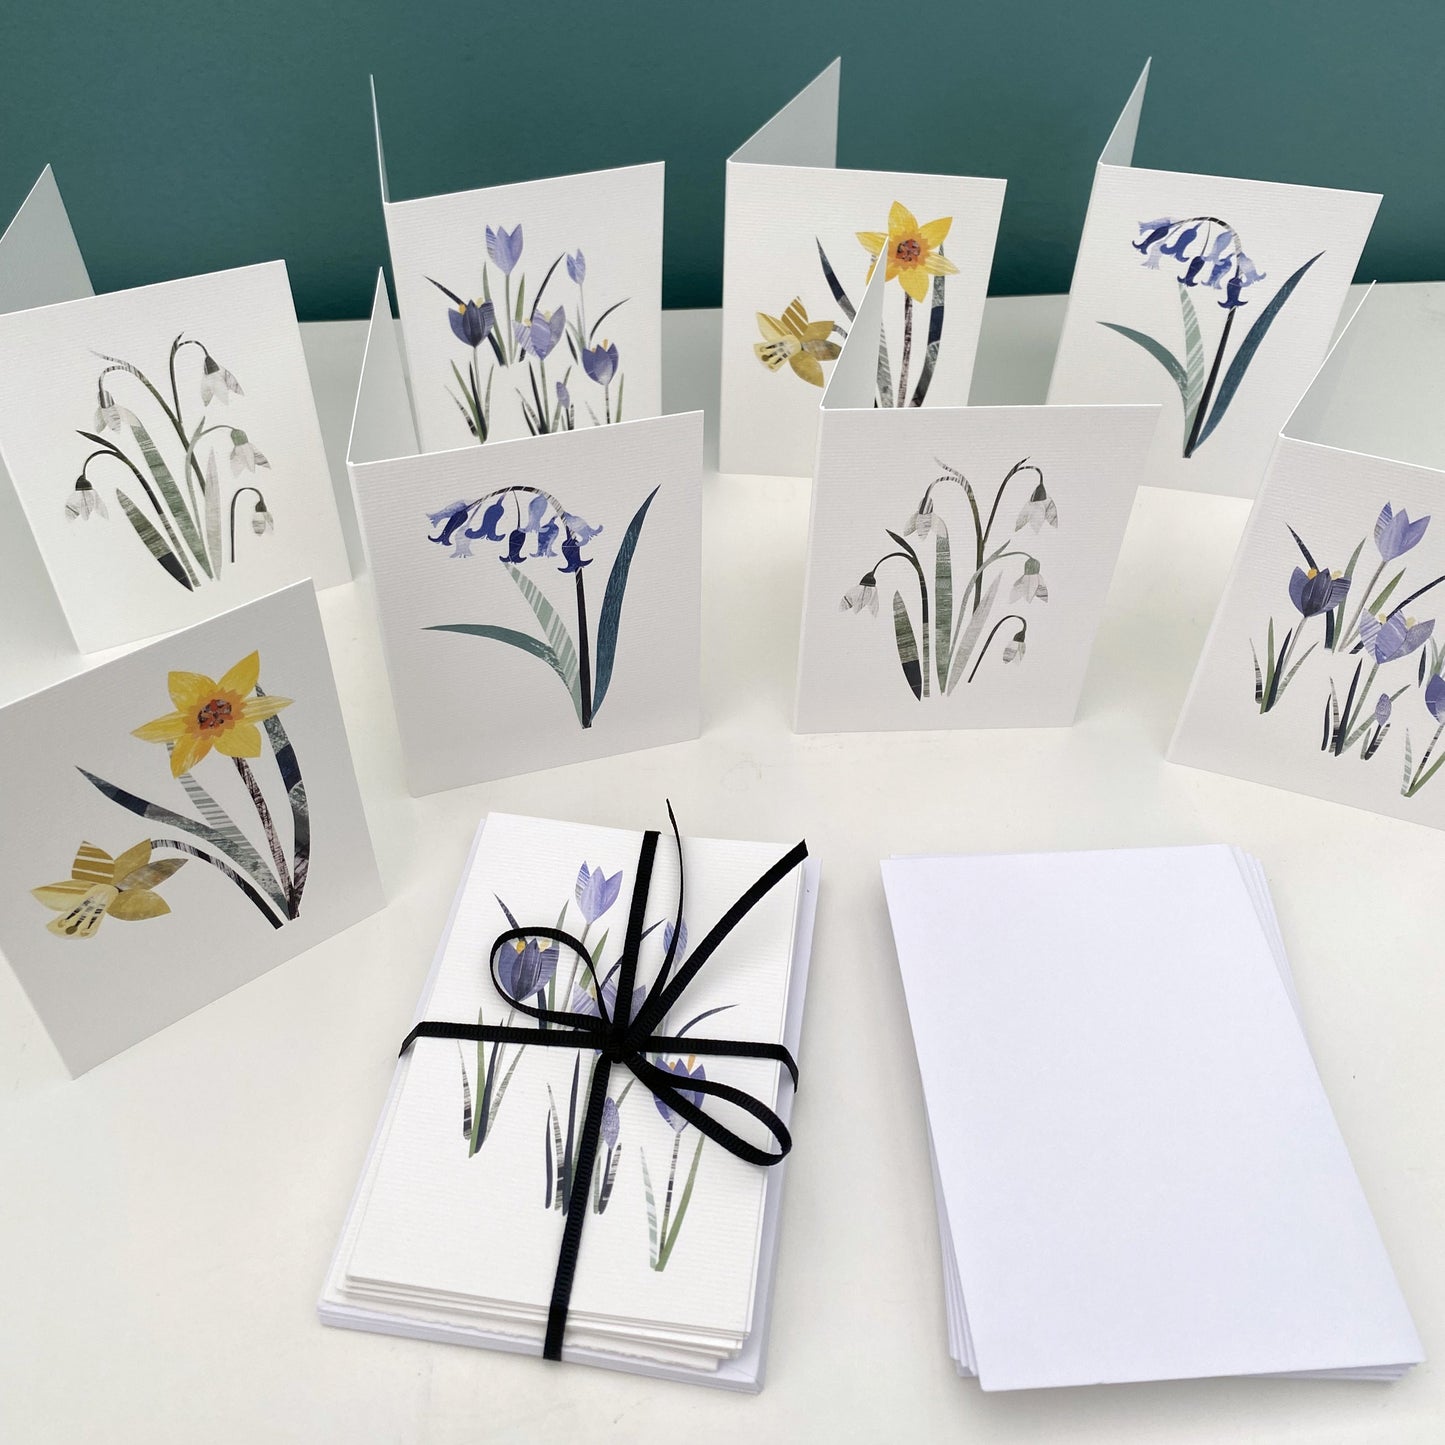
[1184,306,1236,458]
[575,570,594,728]
[967,613,1027,684]
[228,485,264,563]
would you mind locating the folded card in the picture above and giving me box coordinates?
[1046,62,1380,497]
[0,168,351,654]
[718,59,1005,478]
[371,81,662,454]
[321,809,819,1390]
[794,259,1158,732]
[1171,284,1445,825]
[883,844,1422,1390]
[348,273,701,794]
[0,581,382,1075]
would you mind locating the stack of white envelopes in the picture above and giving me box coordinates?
[881,845,1423,1391]
[322,812,818,1390]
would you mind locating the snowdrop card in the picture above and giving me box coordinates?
[1171,285,1445,827]
[348,274,701,795]
[0,169,351,654]
[371,83,662,454]
[0,581,382,1075]
[1045,62,1380,498]
[794,263,1158,733]
[719,59,1005,478]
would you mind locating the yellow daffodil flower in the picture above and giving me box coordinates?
[754,298,842,387]
[857,202,960,303]
[32,840,187,937]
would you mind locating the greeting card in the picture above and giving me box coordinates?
[0,581,382,1074]
[1045,62,1380,497]
[347,274,701,794]
[1171,285,1445,826]
[794,260,1158,733]
[371,82,662,454]
[718,59,1006,478]
[321,810,819,1389]
[0,169,351,653]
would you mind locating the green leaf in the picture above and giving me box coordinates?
[892,591,922,699]
[934,526,953,691]
[815,238,857,322]
[1196,252,1324,448]
[656,1134,707,1271]
[640,1147,660,1267]
[426,624,583,719]
[1179,282,1204,431]
[126,413,210,576]
[909,268,947,407]
[590,486,659,715]
[1367,568,1406,618]
[204,448,222,579]
[504,564,582,716]
[1099,322,1189,414]
[114,488,192,590]
[946,575,1001,695]
[614,373,624,423]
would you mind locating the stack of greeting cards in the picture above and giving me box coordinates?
[321,811,819,1390]
[881,845,1422,1391]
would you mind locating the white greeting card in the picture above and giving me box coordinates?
[0,169,351,654]
[371,82,662,455]
[718,59,1005,478]
[882,845,1423,1390]
[348,274,701,795]
[1045,62,1380,498]
[321,810,819,1390]
[0,581,383,1075]
[794,260,1158,733]
[1171,284,1445,826]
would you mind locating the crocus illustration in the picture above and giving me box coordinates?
[1103,216,1322,459]
[576,861,623,923]
[426,483,657,729]
[75,651,308,929]
[32,839,187,939]
[72,334,278,588]
[498,935,559,1003]
[566,250,586,285]
[486,223,524,276]
[448,298,495,349]
[842,458,1057,699]
[1403,672,1445,796]
[640,1055,710,1271]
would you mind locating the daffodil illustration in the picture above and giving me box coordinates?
[857,202,960,304]
[754,298,842,387]
[32,840,187,938]
[132,651,291,777]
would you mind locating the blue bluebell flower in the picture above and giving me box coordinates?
[464,498,507,541]
[427,502,471,548]
[1159,224,1200,262]
[534,517,560,557]
[486,224,523,276]
[499,529,528,564]
[558,534,592,574]
[561,510,603,544]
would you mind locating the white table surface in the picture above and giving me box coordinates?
[2,295,1442,1444]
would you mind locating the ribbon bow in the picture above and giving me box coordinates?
[399,804,808,1360]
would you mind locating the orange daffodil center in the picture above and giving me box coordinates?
[857,202,960,304]
[132,650,292,777]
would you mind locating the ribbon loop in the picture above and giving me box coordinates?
[398,806,808,1361]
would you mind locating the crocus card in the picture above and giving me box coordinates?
[0,581,382,1074]
[0,169,351,654]
[794,261,1158,733]
[1171,285,1445,827]
[371,83,662,454]
[348,274,701,795]
[1045,62,1380,498]
[718,59,1005,478]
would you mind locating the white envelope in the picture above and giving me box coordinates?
[0,169,352,654]
[719,60,1005,478]
[1171,284,1445,826]
[1046,62,1380,497]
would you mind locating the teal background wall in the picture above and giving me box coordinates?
[1,0,1438,320]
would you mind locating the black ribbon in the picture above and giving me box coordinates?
[398,803,808,1361]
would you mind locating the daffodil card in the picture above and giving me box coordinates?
[0,581,382,1074]
[1044,62,1380,498]
[0,170,351,654]
[794,262,1158,734]
[1171,285,1445,828]
[718,59,1005,478]
[347,274,701,795]
[371,83,662,455]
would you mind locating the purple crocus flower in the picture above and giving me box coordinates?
[569,975,647,1028]
[575,862,623,923]
[566,250,586,285]
[582,341,618,387]
[600,1096,619,1149]
[655,1057,706,1132]
[558,534,592,574]
[464,498,507,541]
[1288,565,1349,617]
[1374,693,1393,726]
[662,919,687,961]
[499,528,528,564]
[515,308,566,361]
[1426,673,1445,723]
[1360,609,1435,664]
[448,299,494,348]
[486,223,523,276]
[1374,502,1431,560]
[556,378,571,410]
[499,936,558,1001]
